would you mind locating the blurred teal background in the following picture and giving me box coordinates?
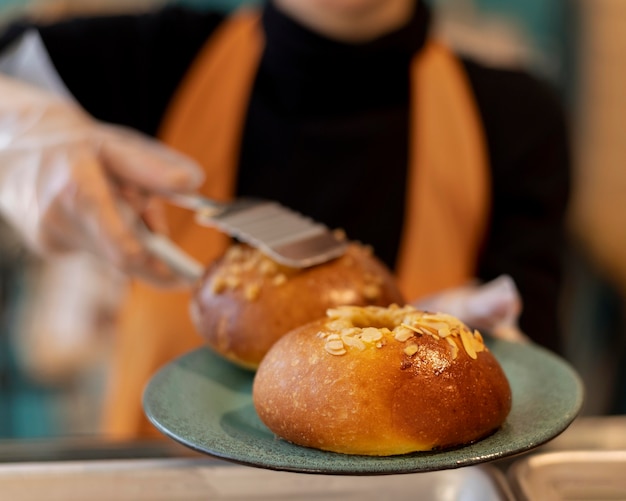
[3,0,624,441]
[0,0,567,58]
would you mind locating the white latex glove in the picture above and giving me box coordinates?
[413,275,529,343]
[0,74,204,285]
[11,253,124,384]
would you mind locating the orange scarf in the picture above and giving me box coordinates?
[103,9,490,438]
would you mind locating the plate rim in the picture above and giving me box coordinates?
[143,340,584,475]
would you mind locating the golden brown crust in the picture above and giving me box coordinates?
[190,243,405,369]
[252,305,512,456]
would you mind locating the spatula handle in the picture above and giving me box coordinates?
[163,193,225,215]
[137,224,204,283]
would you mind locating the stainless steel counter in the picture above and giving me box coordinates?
[505,415,626,501]
[0,459,514,501]
[0,415,624,500]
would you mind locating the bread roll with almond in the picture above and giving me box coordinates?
[191,242,405,370]
[252,304,512,456]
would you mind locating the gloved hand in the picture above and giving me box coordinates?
[0,74,204,286]
[412,275,529,343]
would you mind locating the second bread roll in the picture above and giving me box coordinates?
[191,242,405,369]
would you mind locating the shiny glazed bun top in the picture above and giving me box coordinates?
[252,304,512,456]
[191,242,405,369]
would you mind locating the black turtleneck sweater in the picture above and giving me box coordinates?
[0,1,570,353]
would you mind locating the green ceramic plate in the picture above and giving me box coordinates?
[143,339,584,475]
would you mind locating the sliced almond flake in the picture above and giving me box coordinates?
[259,259,278,276]
[419,313,440,322]
[326,339,344,349]
[327,320,350,331]
[436,328,452,338]
[472,330,486,353]
[324,339,346,356]
[460,329,477,359]
[211,276,227,294]
[404,343,418,356]
[418,324,440,339]
[433,322,451,337]
[225,275,241,290]
[272,273,287,286]
[244,283,261,301]
[472,337,486,354]
[474,329,485,344]
[325,307,346,319]
[361,327,383,343]
[326,334,341,341]
[394,327,415,342]
[226,245,244,260]
[342,334,366,350]
[362,284,381,300]
[400,323,422,334]
[324,345,347,356]
[400,315,417,326]
[431,322,452,337]
[340,327,360,337]
[423,312,461,325]
[446,337,459,359]
[229,263,243,275]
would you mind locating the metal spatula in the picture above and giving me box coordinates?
[139,194,348,282]
[169,193,348,267]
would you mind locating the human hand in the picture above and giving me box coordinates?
[0,75,204,286]
[412,275,529,342]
